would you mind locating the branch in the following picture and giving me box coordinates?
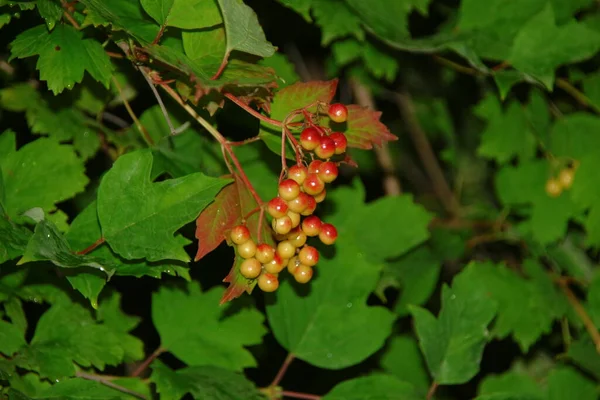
[350,78,402,196]
[112,76,154,146]
[557,279,600,353]
[394,90,460,216]
[131,347,165,377]
[76,371,147,399]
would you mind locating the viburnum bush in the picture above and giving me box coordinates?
[2,0,600,399]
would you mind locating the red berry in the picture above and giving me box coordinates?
[288,192,310,213]
[328,103,348,123]
[258,273,279,292]
[277,240,296,259]
[240,258,262,279]
[329,132,347,154]
[264,253,284,274]
[315,136,336,159]
[298,245,319,267]
[230,225,251,245]
[313,189,326,203]
[294,265,313,284]
[267,197,289,219]
[288,210,301,228]
[318,161,338,183]
[288,228,307,248]
[302,215,322,236]
[255,243,275,264]
[300,127,322,151]
[301,195,317,216]
[288,165,308,185]
[272,216,293,235]
[319,223,338,245]
[303,173,325,196]
[308,160,323,174]
[238,240,257,259]
[278,179,301,201]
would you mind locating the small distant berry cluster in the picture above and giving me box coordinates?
[545,164,577,198]
[232,103,349,293]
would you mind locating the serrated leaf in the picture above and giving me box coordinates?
[0,14,12,29]
[323,374,421,400]
[0,320,26,356]
[380,335,430,391]
[182,26,226,65]
[152,283,266,370]
[566,337,600,380]
[140,0,174,26]
[37,378,130,399]
[276,0,312,21]
[10,24,113,94]
[97,150,230,262]
[150,359,263,400]
[258,52,300,89]
[0,137,88,221]
[312,0,364,45]
[410,263,497,384]
[0,211,32,265]
[509,4,600,88]
[547,366,597,400]
[478,370,542,399]
[64,269,106,310]
[337,105,398,149]
[36,0,62,30]
[167,0,222,29]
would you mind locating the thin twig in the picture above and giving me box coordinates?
[131,347,165,378]
[271,353,295,387]
[101,112,129,129]
[75,238,105,255]
[224,93,284,127]
[556,78,600,114]
[76,371,147,399]
[350,78,402,196]
[395,90,460,215]
[228,136,262,146]
[281,391,321,400]
[426,381,439,400]
[139,67,180,136]
[557,280,600,353]
[112,76,154,146]
[60,0,81,30]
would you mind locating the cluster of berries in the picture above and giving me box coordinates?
[545,164,577,198]
[231,103,349,293]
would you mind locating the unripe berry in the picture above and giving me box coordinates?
[267,197,288,219]
[294,265,313,284]
[288,192,311,213]
[308,160,323,174]
[315,136,336,159]
[318,161,338,183]
[319,223,337,245]
[558,168,575,189]
[328,103,348,123]
[255,243,275,264]
[287,210,301,228]
[272,216,293,235]
[277,240,296,260]
[287,256,301,274]
[303,173,325,196]
[230,225,250,245]
[300,127,321,151]
[258,272,279,292]
[301,195,317,216]
[238,240,257,258]
[264,253,284,274]
[298,245,319,267]
[288,228,307,248]
[545,178,562,198]
[313,189,326,203]
[240,258,262,279]
[329,132,348,154]
[302,215,322,236]
[278,179,301,201]
[288,165,308,185]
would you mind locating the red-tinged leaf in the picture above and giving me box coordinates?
[334,105,398,149]
[194,182,239,262]
[269,79,339,121]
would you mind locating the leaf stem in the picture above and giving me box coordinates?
[556,279,600,353]
[555,78,600,114]
[228,136,262,146]
[75,237,105,255]
[426,381,439,400]
[281,391,321,400]
[224,93,284,127]
[270,352,295,387]
[139,67,178,136]
[76,371,147,399]
[112,76,154,146]
[131,346,165,378]
[60,0,81,29]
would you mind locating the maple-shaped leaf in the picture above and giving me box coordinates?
[335,104,398,149]
[9,24,113,94]
[97,149,231,262]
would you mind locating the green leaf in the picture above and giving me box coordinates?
[380,335,430,391]
[478,370,542,399]
[167,0,222,29]
[10,24,114,94]
[0,210,32,265]
[509,4,600,88]
[37,378,133,399]
[217,0,276,59]
[312,0,364,45]
[0,319,26,356]
[152,283,266,370]
[410,263,497,385]
[547,366,597,400]
[0,137,88,221]
[182,26,226,66]
[65,269,106,310]
[150,359,263,400]
[566,337,600,380]
[276,0,312,22]
[0,14,12,29]
[583,72,600,110]
[140,0,174,25]
[97,150,230,262]
[323,374,421,400]
[258,52,300,89]
[36,0,62,30]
